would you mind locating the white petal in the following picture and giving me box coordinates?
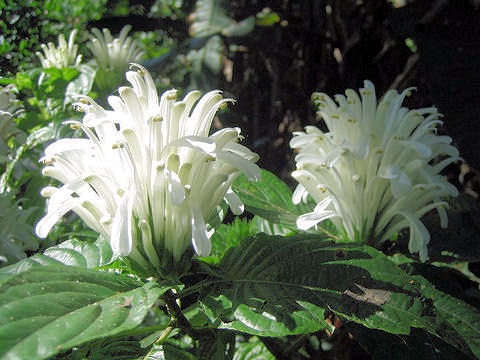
[324,148,344,166]
[217,151,261,181]
[44,138,92,156]
[296,210,337,230]
[167,170,185,206]
[168,136,216,154]
[391,171,412,198]
[353,138,369,159]
[399,211,430,261]
[401,140,432,158]
[35,197,83,238]
[191,205,211,257]
[314,197,333,213]
[292,184,306,205]
[379,164,400,180]
[224,188,244,215]
[111,193,133,256]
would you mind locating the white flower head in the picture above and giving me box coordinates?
[87,25,145,93]
[36,29,82,69]
[291,81,459,261]
[36,64,260,274]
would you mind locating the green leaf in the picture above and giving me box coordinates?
[15,71,34,90]
[0,265,166,360]
[233,169,333,235]
[402,263,480,358]
[25,124,56,147]
[0,236,114,282]
[198,233,429,337]
[61,67,80,82]
[232,169,303,228]
[206,217,257,264]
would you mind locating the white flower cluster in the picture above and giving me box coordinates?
[36,30,82,69]
[87,25,145,93]
[36,65,260,271]
[291,81,459,260]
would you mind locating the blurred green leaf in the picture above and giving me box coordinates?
[189,0,231,37]
[222,16,255,37]
[15,71,33,90]
[255,8,280,26]
[64,64,96,105]
[347,324,472,360]
[233,336,275,360]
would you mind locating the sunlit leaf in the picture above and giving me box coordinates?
[0,236,114,282]
[0,265,166,360]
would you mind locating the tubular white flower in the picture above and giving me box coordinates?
[291,81,459,261]
[87,25,145,93]
[36,30,82,68]
[36,64,260,272]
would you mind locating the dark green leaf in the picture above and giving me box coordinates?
[402,263,480,358]
[422,194,480,263]
[0,265,166,360]
[145,343,197,360]
[198,233,429,337]
[61,337,145,360]
[347,323,472,360]
[195,330,235,360]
